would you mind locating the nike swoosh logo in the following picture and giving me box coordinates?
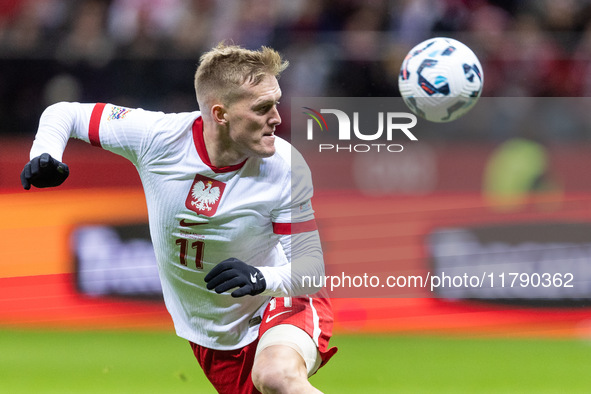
[180,219,207,227]
[250,273,258,283]
[265,310,292,323]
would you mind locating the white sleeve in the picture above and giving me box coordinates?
[29,101,162,165]
[30,102,96,160]
[258,230,325,297]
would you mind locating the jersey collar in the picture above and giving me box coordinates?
[192,116,247,173]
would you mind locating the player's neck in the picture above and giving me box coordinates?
[202,122,247,168]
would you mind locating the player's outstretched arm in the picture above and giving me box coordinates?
[21,102,88,190]
[21,153,69,190]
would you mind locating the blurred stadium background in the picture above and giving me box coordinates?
[3,0,591,392]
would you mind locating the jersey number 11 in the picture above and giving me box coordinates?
[175,238,204,269]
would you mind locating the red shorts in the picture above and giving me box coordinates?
[190,294,337,394]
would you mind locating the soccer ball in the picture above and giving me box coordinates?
[398,37,483,123]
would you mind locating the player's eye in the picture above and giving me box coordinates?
[254,101,279,115]
[256,105,272,114]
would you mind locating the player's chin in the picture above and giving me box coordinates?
[257,136,276,157]
[258,147,276,158]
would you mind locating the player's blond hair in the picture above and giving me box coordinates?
[195,43,289,112]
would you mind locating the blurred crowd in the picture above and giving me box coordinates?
[2,0,591,136]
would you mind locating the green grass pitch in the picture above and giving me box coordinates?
[2,329,591,393]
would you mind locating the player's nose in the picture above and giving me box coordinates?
[269,107,281,127]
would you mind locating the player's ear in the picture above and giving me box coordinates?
[211,104,228,125]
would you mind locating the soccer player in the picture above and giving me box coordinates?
[20,43,336,394]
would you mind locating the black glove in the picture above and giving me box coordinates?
[21,153,69,190]
[204,258,266,297]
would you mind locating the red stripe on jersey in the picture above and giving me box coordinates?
[192,117,247,173]
[89,103,106,147]
[273,219,317,235]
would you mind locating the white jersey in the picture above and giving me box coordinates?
[30,102,324,349]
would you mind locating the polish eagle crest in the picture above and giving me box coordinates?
[191,180,220,211]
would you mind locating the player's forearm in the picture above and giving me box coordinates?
[30,102,94,160]
[259,231,325,297]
